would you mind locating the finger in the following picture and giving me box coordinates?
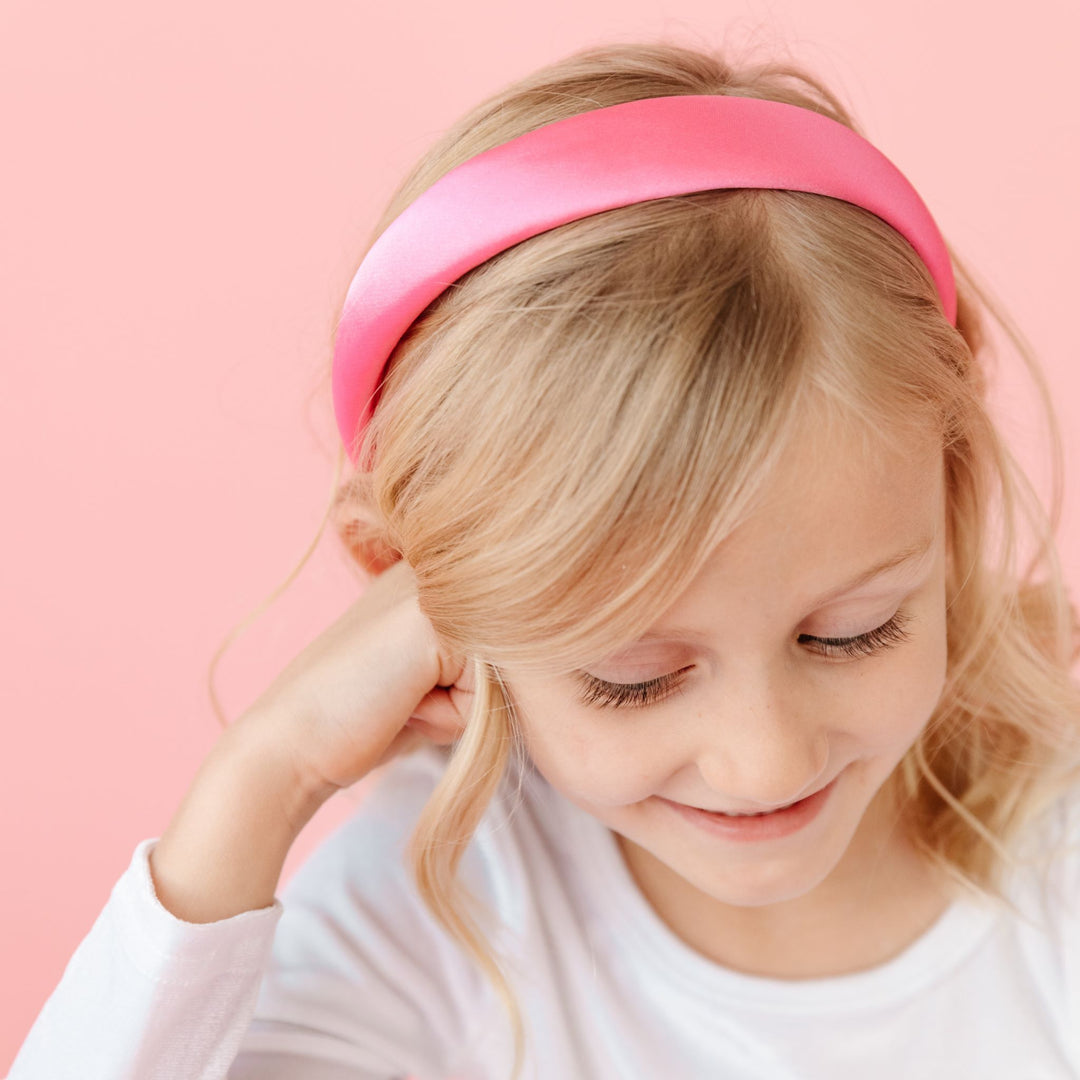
[405,716,458,746]
[435,647,469,690]
[410,686,469,736]
[450,656,475,692]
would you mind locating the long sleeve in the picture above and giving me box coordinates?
[7,837,288,1080]
[8,747,498,1080]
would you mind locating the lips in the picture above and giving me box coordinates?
[695,804,795,817]
[684,782,831,817]
[659,775,839,843]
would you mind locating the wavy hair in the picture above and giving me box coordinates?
[209,39,1080,1080]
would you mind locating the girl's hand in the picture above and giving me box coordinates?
[149,559,473,924]
[238,558,475,800]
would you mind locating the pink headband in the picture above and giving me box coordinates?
[332,94,957,464]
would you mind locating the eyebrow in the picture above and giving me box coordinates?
[633,533,937,644]
[807,533,937,606]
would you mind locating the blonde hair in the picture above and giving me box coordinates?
[209,39,1080,1079]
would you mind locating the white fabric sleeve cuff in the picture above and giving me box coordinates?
[8,837,285,1080]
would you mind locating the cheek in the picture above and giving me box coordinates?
[510,688,639,801]
[856,619,948,750]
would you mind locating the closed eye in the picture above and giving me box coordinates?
[803,608,913,659]
[573,609,914,710]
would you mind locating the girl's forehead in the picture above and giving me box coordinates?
[714,429,945,575]
[761,412,942,501]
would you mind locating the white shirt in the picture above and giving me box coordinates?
[8,743,1080,1079]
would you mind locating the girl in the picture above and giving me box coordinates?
[9,39,1080,1080]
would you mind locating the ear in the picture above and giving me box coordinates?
[332,489,402,577]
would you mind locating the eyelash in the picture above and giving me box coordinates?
[573,609,914,710]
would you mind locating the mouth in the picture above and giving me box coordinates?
[653,773,840,842]
[676,779,834,817]
[698,805,796,817]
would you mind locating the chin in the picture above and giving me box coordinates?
[681,849,843,909]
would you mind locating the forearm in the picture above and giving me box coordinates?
[148,710,336,924]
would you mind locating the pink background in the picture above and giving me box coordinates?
[2,0,1077,1069]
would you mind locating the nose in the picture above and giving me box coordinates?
[689,671,829,810]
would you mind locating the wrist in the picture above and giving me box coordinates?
[149,713,334,924]
[219,707,339,834]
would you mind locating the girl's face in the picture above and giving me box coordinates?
[502,421,950,912]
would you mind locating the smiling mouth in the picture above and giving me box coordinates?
[675,780,834,817]
[690,802,799,817]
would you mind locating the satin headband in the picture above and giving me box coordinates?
[332,94,956,464]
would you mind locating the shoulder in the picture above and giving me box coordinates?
[988,780,1080,1010]
[994,781,1080,1062]
[248,744,521,1071]
[279,741,604,963]
[994,780,1080,921]
[284,741,539,876]
[274,741,584,957]
[277,743,464,916]
[1018,780,1080,895]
